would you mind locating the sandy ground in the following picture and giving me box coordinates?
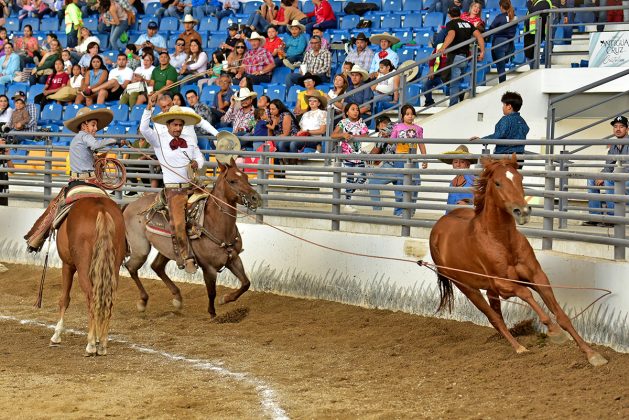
[0,263,627,419]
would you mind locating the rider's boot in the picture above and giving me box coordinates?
[166,187,197,274]
[24,189,65,252]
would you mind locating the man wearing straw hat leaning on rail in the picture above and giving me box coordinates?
[140,94,205,274]
[438,145,477,214]
[24,108,124,252]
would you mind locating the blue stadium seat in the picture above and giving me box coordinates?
[511,0,526,7]
[95,33,109,49]
[243,1,262,14]
[381,14,402,30]
[40,103,63,124]
[397,47,416,62]
[219,17,237,31]
[121,104,146,127]
[200,89,216,104]
[5,17,20,33]
[7,83,29,105]
[423,12,444,28]
[109,104,129,122]
[329,29,349,43]
[160,17,179,32]
[393,29,413,44]
[83,17,99,32]
[415,46,433,63]
[486,9,501,25]
[403,0,423,11]
[271,66,290,84]
[208,34,226,50]
[403,13,423,29]
[253,84,265,98]
[181,84,199,96]
[301,0,315,14]
[363,12,382,29]
[341,15,361,30]
[106,123,126,135]
[415,28,434,46]
[266,84,286,101]
[39,17,59,33]
[27,84,45,103]
[102,50,119,64]
[285,85,303,106]
[56,33,68,48]
[139,17,159,32]
[405,83,422,106]
[22,17,40,31]
[63,104,84,120]
[144,2,161,16]
[330,0,345,15]
[199,16,219,32]
[382,0,403,12]
[486,0,500,9]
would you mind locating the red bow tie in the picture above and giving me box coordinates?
[378,50,388,59]
[169,137,188,150]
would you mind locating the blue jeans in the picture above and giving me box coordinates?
[423,75,443,105]
[215,9,235,21]
[109,21,129,51]
[277,140,306,153]
[247,12,271,33]
[587,178,629,215]
[491,39,513,83]
[373,94,394,114]
[185,5,217,20]
[368,160,420,214]
[165,6,185,18]
[448,54,468,106]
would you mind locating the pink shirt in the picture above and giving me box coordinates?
[242,47,274,74]
[391,122,423,154]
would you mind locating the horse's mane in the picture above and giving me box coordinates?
[473,158,517,215]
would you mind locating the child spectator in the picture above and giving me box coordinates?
[327,73,348,114]
[281,20,308,69]
[3,98,30,134]
[341,61,353,77]
[438,145,476,213]
[253,107,269,137]
[61,49,73,73]
[221,23,242,56]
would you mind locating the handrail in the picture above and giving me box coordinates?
[550,68,629,105]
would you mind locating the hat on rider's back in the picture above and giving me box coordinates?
[152,105,201,126]
[610,115,628,127]
[64,107,114,133]
[215,131,241,164]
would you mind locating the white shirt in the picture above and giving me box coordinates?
[0,107,13,124]
[134,65,155,81]
[170,51,187,72]
[70,74,83,88]
[375,72,396,95]
[108,66,134,84]
[142,106,218,143]
[299,109,326,131]
[140,109,205,184]
[76,35,101,54]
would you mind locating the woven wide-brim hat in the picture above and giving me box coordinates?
[439,145,476,165]
[233,87,257,101]
[288,19,306,32]
[398,60,419,82]
[181,14,198,25]
[152,105,201,126]
[64,107,114,133]
[215,131,241,164]
[248,31,266,46]
[349,64,369,81]
[305,91,327,108]
[297,72,322,87]
[370,32,400,45]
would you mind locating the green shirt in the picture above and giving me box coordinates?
[151,64,179,93]
[64,3,82,33]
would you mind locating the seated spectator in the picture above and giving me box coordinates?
[64,0,83,49]
[305,27,329,52]
[0,94,12,131]
[0,0,7,28]
[293,73,325,117]
[221,87,256,135]
[461,1,486,31]
[345,33,374,73]
[197,49,225,88]
[14,24,40,67]
[46,63,83,103]
[285,35,331,89]
[185,89,215,138]
[75,55,108,105]
[180,39,208,77]
[247,0,277,34]
[61,49,73,73]
[345,65,373,118]
[368,32,400,78]
[29,37,62,85]
[119,53,155,107]
[39,32,58,55]
[179,14,202,54]
[295,91,327,152]
[269,99,300,153]
[234,32,275,84]
[211,73,234,125]
[92,53,133,104]
[160,0,186,19]
[371,59,400,114]
[78,41,103,70]
[272,0,307,34]
[152,51,179,94]
[71,27,99,61]
[135,21,168,54]
[0,27,8,58]
[326,73,348,113]
[170,38,188,72]
[2,98,29,135]
[367,117,398,211]
[265,25,285,67]
[224,39,246,79]
[341,61,353,77]
[11,91,37,132]
[281,20,308,69]
[172,92,186,106]
[215,0,240,21]
[438,145,476,213]
[221,23,242,56]
[35,59,70,106]
[0,43,21,85]
[305,0,337,34]
[124,44,141,70]
[252,107,269,147]
[258,94,270,117]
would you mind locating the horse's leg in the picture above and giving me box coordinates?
[75,264,97,356]
[198,261,218,317]
[151,252,183,310]
[221,255,250,304]
[486,290,504,321]
[458,285,528,353]
[50,263,75,346]
[124,243,151,312]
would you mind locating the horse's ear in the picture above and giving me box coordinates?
[218,160,226,172]
[230,157,237,167]
[480,156,493,168]
[509,153,519,169]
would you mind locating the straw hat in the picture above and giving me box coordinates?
[297,72,322,87]
[439,145,476,165]
[305,91,327,109]
[398,60,419,82]
[152,105,201,126]
[181,14,198,25]
[215,131,241,164]
[288,20,306,32]
[233,87,257,101]
[348,64,369,81]
[370,32,400,46]
[248,31,266,46]
[64,107,114,133]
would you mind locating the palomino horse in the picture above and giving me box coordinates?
[123,159,262,317]
[51,197,127,356]
[429,155,607,366]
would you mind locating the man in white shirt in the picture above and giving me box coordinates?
[169,38,188,72]
[149,92,219,144]
[140,95,205,273]
[93,53,134,104]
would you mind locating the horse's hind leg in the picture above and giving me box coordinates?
[124,243,151,312]
[198,262,218,318]
[75,264,97,356]
[151,253,183,310]
[221,255,250,305]
[487,290,504,321]
[459,286,528,354]
[50,263,75,346]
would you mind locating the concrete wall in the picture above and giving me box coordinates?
[1,207,627,352]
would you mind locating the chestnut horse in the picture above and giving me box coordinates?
[51,197,127,356]
[429,155,607,366]
[123,159,262,317]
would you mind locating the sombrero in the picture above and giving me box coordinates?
[297,72,322,87]
[348,64,369,81]
[64,107,114,133]
[233,87,257,101]
[370,32,400,45]
[215,131,241,164]
[398,60,419,83]
[287,19,306,32]
[181,14,198,25]
[152,105,201,126]
[305,91,327,108]
[248,31,266,46]
[439,145,476,165]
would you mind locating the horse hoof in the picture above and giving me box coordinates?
[49,340,61,347]
[172,298,182,310]
[84,350,97,357]
[588,352,608,367]
[97,347,107,356]
[548,330,569,345]
[516,345,529,354]
[137,301,147,312]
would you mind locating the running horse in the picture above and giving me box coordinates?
[429,155,607,366]
[50,195,127,356]
[123,159,262,317]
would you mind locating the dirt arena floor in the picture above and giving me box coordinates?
[0,263,628,419]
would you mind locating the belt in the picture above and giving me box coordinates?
[70,171,95,179]
[164,183,191,188]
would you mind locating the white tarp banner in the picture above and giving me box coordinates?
[589,31,629,67]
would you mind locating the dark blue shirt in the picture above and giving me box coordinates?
[345,82,374,113]
[488,13,517,41]
[483,112,530,154]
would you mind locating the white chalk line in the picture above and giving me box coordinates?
[0,314,290,420]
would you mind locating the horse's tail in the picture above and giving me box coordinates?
[89,211,118,340]
[436,271,454,313]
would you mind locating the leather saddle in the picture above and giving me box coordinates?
[143,190,210,239]
[53,182,109,229]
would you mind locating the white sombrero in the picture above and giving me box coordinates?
[398,60,419,82]
[215,131,241,164]
[288,20,306,32]
[248,31,266,46]
[152,105,201,126]
[181,14,198,25]
[370,32,400,45]
[348,64,369,81]
[233,87,257,101]
[64,108,114,133]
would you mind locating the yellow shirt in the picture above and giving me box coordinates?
[297,89,325,111]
